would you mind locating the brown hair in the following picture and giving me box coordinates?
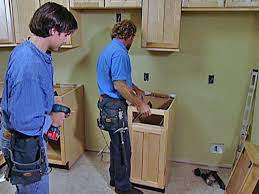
[29,2,78,38]
[111,19,136,40]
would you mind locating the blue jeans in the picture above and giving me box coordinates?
[0,129,49,194]
[15,174,49,194]
[98,96,132,192]
[109,129,131,192]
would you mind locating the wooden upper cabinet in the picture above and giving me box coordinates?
[142,0,181,51]
[70,0,141,8]
[40,0,69,8]
[105,0,142,8]
[12,0,40,43]
[70,0,105,8]
[40,0,81,48]
[182,0,224,8]
[225,0,259,7]
[0,0,15,44]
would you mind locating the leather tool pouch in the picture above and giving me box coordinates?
[3,130,48,185]
[97,97,127,132]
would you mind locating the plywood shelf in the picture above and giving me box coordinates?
[48,140,62,162]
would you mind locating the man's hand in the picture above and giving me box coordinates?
[137,101,151,117]
[114,81,151,116]
[51,112,65,127]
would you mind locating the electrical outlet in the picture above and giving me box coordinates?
[116,13,121,22]
[208,75,215,84]
[210,144,224,154]
[144,73,149,82]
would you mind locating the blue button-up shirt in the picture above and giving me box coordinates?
[97,38,133,99]
[1,40,54,136]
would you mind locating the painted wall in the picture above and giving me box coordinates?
[1,11,259,166]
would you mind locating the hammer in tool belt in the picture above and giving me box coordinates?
[113,109,128,169]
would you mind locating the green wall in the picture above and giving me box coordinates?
[1,11,259,166]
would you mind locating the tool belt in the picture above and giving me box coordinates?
[1,129,48,185]
[97,95,128,132]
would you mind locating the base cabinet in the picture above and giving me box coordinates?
[226,142,259,194]
[128,93,176,189]
[48,84,85,169]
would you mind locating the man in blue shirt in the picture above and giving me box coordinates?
[0,2,77,194]
[97,20,151,194]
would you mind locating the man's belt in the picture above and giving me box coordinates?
[3,128,37,140]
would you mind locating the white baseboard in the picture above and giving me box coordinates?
[171,158,232,169]
[85,148,233,169]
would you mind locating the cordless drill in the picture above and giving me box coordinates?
[194,168,225,190]
[47,104,71,141]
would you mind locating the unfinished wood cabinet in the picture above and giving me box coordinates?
[182,0,224,8]
[226,142,259,194]
[0,0,15,44]
[48,84,85,168]
[225,0,259,7]
[142,0,181,52]
[41,0,69,7]
[70,0,105,8]
[128,93,176,190]
[40,0,81,48]
[105,0,142,8]
[12,0,40,43]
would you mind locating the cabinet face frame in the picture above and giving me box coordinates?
[105,0,142,8]
[182,0,224,8]
[40,0,70,8]
[225,0,259,7]
[70,0,105,8]
[227,143,259,194]
[226,150,252,194]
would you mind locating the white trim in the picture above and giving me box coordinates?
[85,148,232,169]
[171,158,232,169]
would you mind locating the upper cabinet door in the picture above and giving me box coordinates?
[0,0,15,43]
[182,0,224,8]
[225,0,259,7]
[40,0,69,8]
[105,0,142,8]
[142,0,181,51]
[70,0,105,8]
[12,0,40,43]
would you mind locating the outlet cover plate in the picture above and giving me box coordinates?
[210,143,224,154]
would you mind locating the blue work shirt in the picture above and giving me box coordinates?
[1,40,54,136]
[97,38,133,99]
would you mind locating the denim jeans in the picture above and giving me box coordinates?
[98,96,132,192]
